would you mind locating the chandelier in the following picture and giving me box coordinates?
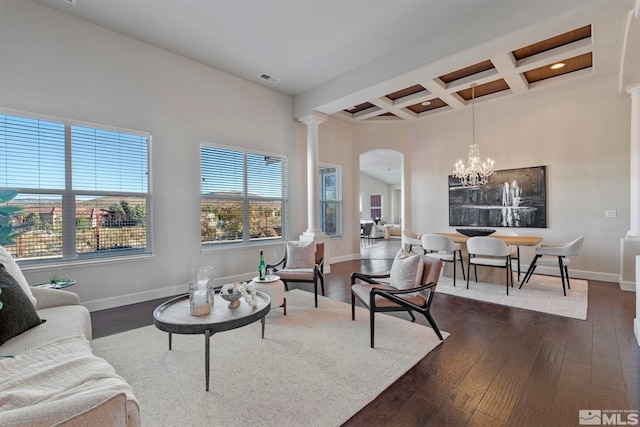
[453,84,495,186]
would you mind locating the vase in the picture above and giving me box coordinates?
[221,292,242,308]
[189,266,214,316]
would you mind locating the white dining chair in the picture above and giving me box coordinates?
[466,236,513,295]
[402,229,422,253]
[494,229,521,281]
[421,234,465,286]
[519,236,584,296]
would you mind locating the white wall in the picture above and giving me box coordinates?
[359,173,392,221]
[354,76,630,281]
[315,117,359,260]
[390,186,401,224]
[0,0,314,309]
[0,0,362,310]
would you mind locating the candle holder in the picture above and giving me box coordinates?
[189,266,214,316]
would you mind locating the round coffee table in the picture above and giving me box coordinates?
[153,291,270,391]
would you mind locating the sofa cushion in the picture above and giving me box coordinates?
[286,241,315,269]
[0,304,91,356]
[389,248,424,290]
[352,282,427,308]
[0,264,43,347]
[0,245,36,306]
[53,392,127,427]
[277,268,314,281]
[0,336,139,427]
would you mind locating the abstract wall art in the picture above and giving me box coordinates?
[449,166,547,228]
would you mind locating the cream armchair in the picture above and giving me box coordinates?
[268,241,325,307]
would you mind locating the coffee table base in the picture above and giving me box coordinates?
[166,316,267,391]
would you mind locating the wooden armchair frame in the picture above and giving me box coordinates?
[350,256,444,348]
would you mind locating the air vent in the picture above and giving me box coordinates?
[259,73,281,84]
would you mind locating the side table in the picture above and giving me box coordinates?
[251,278,286,315]
[31,279,76,289]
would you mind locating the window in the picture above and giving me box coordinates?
[319,165,342,236]
[370,194,382,220]
[200,144,286,246]
[0,112,151,263]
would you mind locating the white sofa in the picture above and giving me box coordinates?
[360,220,385,239]
[0,285,140,426]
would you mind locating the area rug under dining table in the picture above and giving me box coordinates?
[436,274,588,320]
[92,289,448,427]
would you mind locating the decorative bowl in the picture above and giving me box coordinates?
[220,292,242,308]
[456,228,496,237]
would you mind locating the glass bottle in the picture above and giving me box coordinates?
[258,250,266,280]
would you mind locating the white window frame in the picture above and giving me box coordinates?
[200,142,288,248]
[0,108,153,265]
[319,164,342,237]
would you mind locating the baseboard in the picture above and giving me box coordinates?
[83,258,625,312]
[619,279,637,292]
[525,265,620,284]
[83,271,267,312]
[331,253,361,264]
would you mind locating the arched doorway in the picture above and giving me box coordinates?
[359,149,403,259]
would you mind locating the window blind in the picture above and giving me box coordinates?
[201,144,287,245]
[0,112,151,262]
[0,115,65,189]
[319,166,342,236]
[72,126,148,193]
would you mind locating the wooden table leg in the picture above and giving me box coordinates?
[205,329,211,392]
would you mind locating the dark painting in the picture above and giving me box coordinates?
[449,166,547,228]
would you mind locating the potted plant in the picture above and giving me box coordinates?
[0,189,30,246]
[43,269,75,289]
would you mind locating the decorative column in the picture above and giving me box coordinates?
[299,112,327,235]
[622,84,640,346]
[298,112,330,272]
[628,83,640,238]
[621,83,640,296]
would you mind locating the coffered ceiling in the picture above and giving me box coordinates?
[338,25,594,122]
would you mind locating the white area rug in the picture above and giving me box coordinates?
[92,289,448,427]
[437,274,588,320]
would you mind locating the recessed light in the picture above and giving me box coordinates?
[550,62,566,70]
[421,101,431,106]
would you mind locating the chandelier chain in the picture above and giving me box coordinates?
[452,83,495,186]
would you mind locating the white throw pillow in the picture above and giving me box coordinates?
[286,241,316,269]
[389,248,424,290]
[0,245,36,306]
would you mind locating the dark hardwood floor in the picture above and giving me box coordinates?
[91,239,640,427]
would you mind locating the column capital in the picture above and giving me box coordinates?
[299,112,328,127]
[628,83,640,95]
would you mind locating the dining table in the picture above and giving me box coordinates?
[436,233,542,247]
[434,232,543,285]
